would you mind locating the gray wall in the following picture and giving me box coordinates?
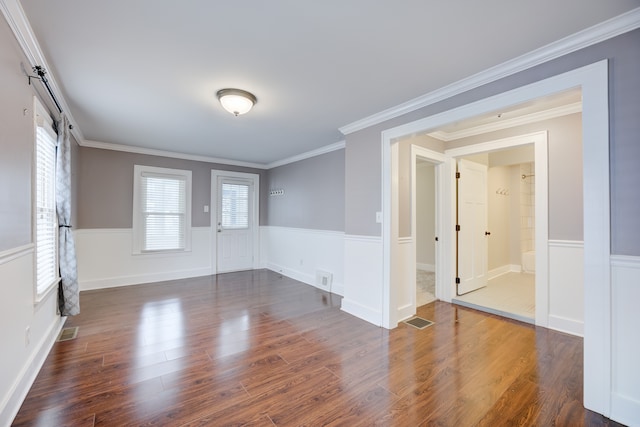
[265,149,344,232]
[0,26,37,251]
[77,147,267,229]
[416,162,436,266]
[344,28,640,256]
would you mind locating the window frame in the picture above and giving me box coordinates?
[33,97,60,302]
[132,165,192,254]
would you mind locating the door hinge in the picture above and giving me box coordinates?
[435,236,439,242]
[456,172,461,179]
[455,224,461,231]
[455,277,461,284]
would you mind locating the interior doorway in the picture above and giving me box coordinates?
[451,147,537,324]
[415,160,436,307]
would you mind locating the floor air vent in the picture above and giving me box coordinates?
[404,317,434,330]
[57,327,79,342]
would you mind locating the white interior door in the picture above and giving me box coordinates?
[216,177,254,273]
[457,159,488,294]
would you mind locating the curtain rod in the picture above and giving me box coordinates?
[29,65,73,129]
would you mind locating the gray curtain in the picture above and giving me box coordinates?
[56,115,80,315]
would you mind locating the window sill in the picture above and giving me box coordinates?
[35,277,60,307]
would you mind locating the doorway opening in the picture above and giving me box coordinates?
[451,147,537,324]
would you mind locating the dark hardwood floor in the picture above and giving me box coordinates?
[13,270,623,426]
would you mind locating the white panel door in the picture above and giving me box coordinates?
[457,159,488,294]
[216,177,254,273]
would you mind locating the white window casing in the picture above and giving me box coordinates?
[34,98,59,299]
[133,165,192,254]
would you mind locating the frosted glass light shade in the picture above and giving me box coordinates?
[217,88,257,116]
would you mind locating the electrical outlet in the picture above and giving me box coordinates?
[25,326,30,347]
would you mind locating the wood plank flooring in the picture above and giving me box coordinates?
[12,270,623,426]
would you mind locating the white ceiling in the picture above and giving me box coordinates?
[17,1,639,166]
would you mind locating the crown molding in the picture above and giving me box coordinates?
[0,0,84,141]
[428,102,582,141]
[81,139,346,170]
[266,140,345,169]
[81,140,269,169]
[339,7,640,136]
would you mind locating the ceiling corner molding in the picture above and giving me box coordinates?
[429,101,583,142]
[80,140,269,170]
[0,0,83,140]
[266,140,346,169]
[339,7,640,136]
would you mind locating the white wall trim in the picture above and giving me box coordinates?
[84,139,267,169]
[417,263,435,272]
[0,244,33,266]
[265,225,344,238]
[262,226,345,296]
[428,102,582,142]
[549,239,584,248]
[266,141,345,169]
[339,8,640,135]
[79,268,213,292]
[1,316,64,427]
[610,254,640,426]
[341,299,382,327]
[344,234,382,243]
[75,227,213,291]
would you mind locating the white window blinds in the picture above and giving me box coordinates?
[221,183,249,229]
[133,165,192,253]
[35,115,58,295]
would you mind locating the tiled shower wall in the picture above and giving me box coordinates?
[520,162,535,253]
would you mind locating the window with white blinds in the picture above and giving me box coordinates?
[221,183,249,229]
[35,107,59,296]
[133,165,191,253]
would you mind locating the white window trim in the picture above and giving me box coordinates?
[33,97,60,302]
[132,164,192,254]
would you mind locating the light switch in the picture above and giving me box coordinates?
[376,211,382,223]
[204,205,209,213]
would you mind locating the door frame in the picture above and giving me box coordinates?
[445,132,549,322]
[409,146,445,317]
[381,60,609,416]
[210,170,260,274]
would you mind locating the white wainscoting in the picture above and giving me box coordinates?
[610,255,640,426]
[75,227,213,291]
[261,226,344,296]
[342,235,383,326]
[395,237,415,323]
[547,240,584,336]
[0,245,63,426]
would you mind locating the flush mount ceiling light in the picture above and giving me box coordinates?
[216,88,257,116]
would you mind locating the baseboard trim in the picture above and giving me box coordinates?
[267,263,344,296]
[417,263,435,272]
[488,264,522,279]
[611,392,640,427]
[548,314,584,337]
[341,299,382,326]
[1,316,65,426]
[79,267,213,291]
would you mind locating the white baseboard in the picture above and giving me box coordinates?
[80,267,213,291]
[417,263,435,272]
[1,316,65,427]
[341,298,382,327]
[488,264,522,279]
[267,262,344,296]
[548,314,584,337]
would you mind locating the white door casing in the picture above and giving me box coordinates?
[456,159,488,295]
[211,170,260,274]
